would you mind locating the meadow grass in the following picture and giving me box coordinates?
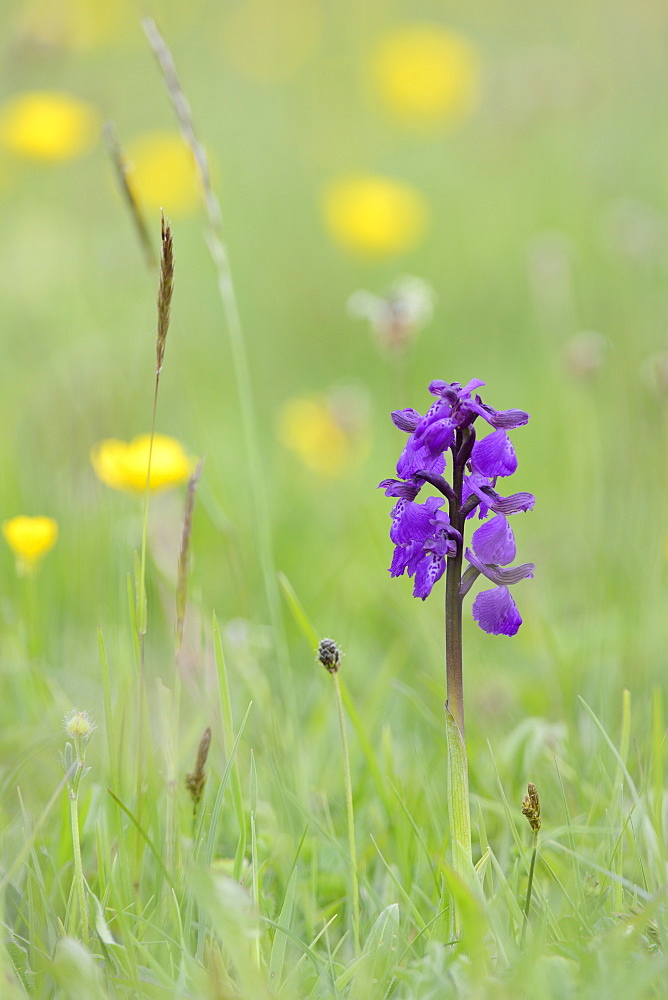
[2,0,668,996]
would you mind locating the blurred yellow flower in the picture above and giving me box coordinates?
[279,390,370,477]
[370,25,480,126]
[3,516,58,575]
[91,434,194,494]
[125,133,200,217]
[0,91,99,161]
[323,175,428,257]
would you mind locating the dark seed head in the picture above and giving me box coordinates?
[318,638,342,673]
[185,726,211,808]
[522,782,541,832]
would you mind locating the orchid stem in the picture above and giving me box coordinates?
[445,431,468,739]
[444,430,473,901]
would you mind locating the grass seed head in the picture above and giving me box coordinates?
[522,781,541,832]
[318,638,342,673]
[185,726,212,807]
[156,212,174,374]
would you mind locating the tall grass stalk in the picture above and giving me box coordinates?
[68,775,88,946]
[137,211,174,654]
[333,672,360,953]
[317,640,360,955]
[143,17,288,679]
[520,782,542,945]
[176,460,203,656]
[97,627,120,796]
[62,714,95,946]
[212,614,247,879]
[132,213,173,877]
[521,832,538,946]
[103,120,157,270]
[249,749,261,967]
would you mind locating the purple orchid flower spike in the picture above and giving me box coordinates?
[378,378,534,736]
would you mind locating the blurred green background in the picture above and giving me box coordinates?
[1,0,668,795]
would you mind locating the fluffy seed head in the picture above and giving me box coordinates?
[65,710,94,739]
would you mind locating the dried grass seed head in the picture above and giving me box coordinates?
[156,212,174,373]
[185,726,212,806]
[522,781,541,832]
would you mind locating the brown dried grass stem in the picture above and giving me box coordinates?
[176,459,203,655]
[103,120,157,270]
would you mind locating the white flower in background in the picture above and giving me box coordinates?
[348,275,435,357]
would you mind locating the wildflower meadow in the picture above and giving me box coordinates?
[1,1,668,997]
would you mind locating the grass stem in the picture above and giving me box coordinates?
[521,832,538,946]
[143,17,288,684]
[333,673,360,954]
[69,774,88,946]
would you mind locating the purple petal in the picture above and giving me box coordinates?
[458,396,492,424]
[472,586,522,635]
[424,530,458,559]
[389,496,445,545]
[471,429,518,477]
[460,378,486,395]
[413,552,446,599]
[480,488,535,515]
[390,543,412,577]
[465,548,535,585]
[428,380,448,396]
[488,408,529,430]
[419,418,455,454]
[406,540,429,576]
[391,408,422,433]
[413,401,448,441]
[472,515,516,565]
[397,439,446,478]
[462,471,494,519]
[462,399,529,429]
[378,478,423,501]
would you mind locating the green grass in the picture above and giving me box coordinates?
[2,0,668,996]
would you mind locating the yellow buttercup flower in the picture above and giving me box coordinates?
[279,390,370,477]
[91,434,194,494]
[0,91,99,161]
[125,132,200,217]
[3,516,58,575]
[322,175,428,257]
[370,25,480,127]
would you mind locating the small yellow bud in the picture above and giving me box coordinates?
[65,710,94,739]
